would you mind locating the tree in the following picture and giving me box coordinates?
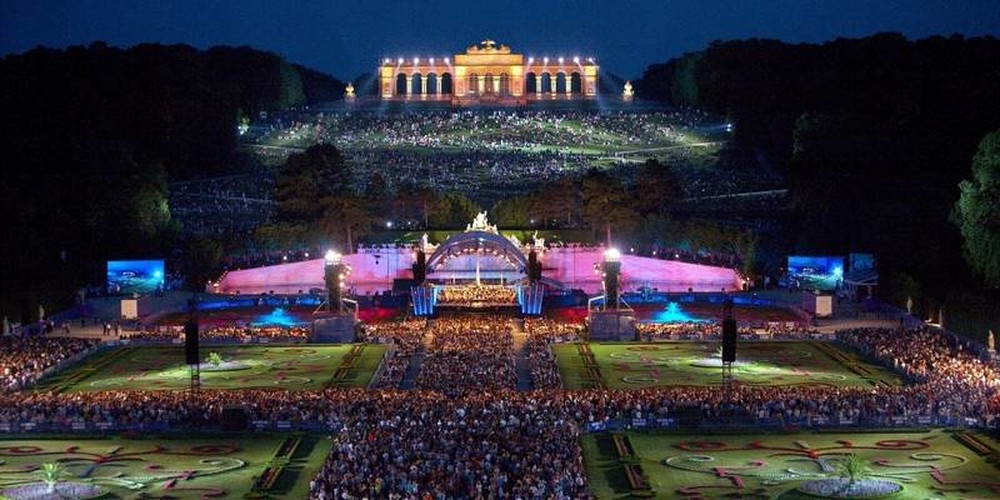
[207,352,223,367]
[321,195,374,253]
[533,177,580,226]
[634,159,680,216]
[428,193,482,228]
[953,130,1000,288]
[491,196,531,227]
[397,185,441,228]
[836,454,868,486]
[37,462,64,493]
[581,169,636,245]
[183,236,224,287]
[274,143,349,223]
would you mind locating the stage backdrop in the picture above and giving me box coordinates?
[213,248,741,295]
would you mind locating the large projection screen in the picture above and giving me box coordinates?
[107,260,165,295]
[786,256,843,291]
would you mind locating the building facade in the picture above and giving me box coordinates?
[380,39,598,105]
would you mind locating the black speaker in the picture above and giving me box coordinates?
[221,406,248,431]
[528,250,544,282]
[722,318,737,362]
[184,319,200,365]
[604,260,621,309]
[412,250,427,282]
[674,403,703,429]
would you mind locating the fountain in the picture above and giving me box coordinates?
[251,307,303,328]
[649,302,707,324]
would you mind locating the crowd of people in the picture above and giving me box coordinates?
[523,318,580,389]
[635,321,821,340]
[169,171,276,237]
[120,325,310,343]
[365,319,426,389]
[416,316,517,396]
[2,319,999,498]
[0,336,100,391]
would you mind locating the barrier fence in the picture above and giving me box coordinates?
[1,412,993,436]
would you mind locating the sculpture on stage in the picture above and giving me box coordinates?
[466,212,499,234]
[344,82,356,99]
[532,230,545,251]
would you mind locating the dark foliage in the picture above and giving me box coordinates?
[639,33,1000,293]
[0,42,341,317]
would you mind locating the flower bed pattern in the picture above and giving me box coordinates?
[583,430,1000,499]
[0,439,289,498]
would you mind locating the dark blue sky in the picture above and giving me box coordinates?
[2,0,998,79]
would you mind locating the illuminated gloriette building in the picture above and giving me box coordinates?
[380,39,599,105]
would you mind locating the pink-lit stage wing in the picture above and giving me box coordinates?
[214,248,740,295]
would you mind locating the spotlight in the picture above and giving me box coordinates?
[528,56,534,64]
[413,57,419,65]
[430,57,435,64]
[444,57,450,64]
[543,57,549,64]
[397,57,404,64]
[573,56,580,64]
[324,250,341,265]
[604,248,621,262]
[558,56,564,64]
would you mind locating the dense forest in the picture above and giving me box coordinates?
[638,33,1000,314]
[0,42,344,320]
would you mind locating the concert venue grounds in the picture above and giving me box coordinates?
[554,341,902,389]
[36,344,386,392]
[581,429,1000,499]
[0,435,330,498]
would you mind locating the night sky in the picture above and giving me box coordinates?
[2,0,999,79]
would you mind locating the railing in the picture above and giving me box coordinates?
[1,412,993,436]
[578,413,993,433]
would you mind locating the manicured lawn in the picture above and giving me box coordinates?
[555,341,900,390]
[0,435,331,499]
[582,429,1000,499]
[38,344,385,392]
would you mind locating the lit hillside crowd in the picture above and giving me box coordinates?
[1,325,999,498]
[251,109,718,152]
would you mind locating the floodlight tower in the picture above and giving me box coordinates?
[602,248,622,310]
[324,250,349,313]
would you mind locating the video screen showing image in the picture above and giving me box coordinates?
[787,256,843,291]
[107,260,165,295]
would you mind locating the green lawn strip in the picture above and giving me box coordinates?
[554,343,605,390]
[46,345,376,392]
[327,344,387,387]
[263,435,331,498]
[34,346,134,393]
[0,435,325,498]
[576,341,900,390]
[591,429,1000,499]
[580,433,641,499]
[814,342,902,387]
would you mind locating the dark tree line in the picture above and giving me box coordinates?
[0,42,344,320]
[639,33,1000,296]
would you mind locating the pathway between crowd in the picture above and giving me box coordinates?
[511,320,533,391]
[399,323,434,390]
